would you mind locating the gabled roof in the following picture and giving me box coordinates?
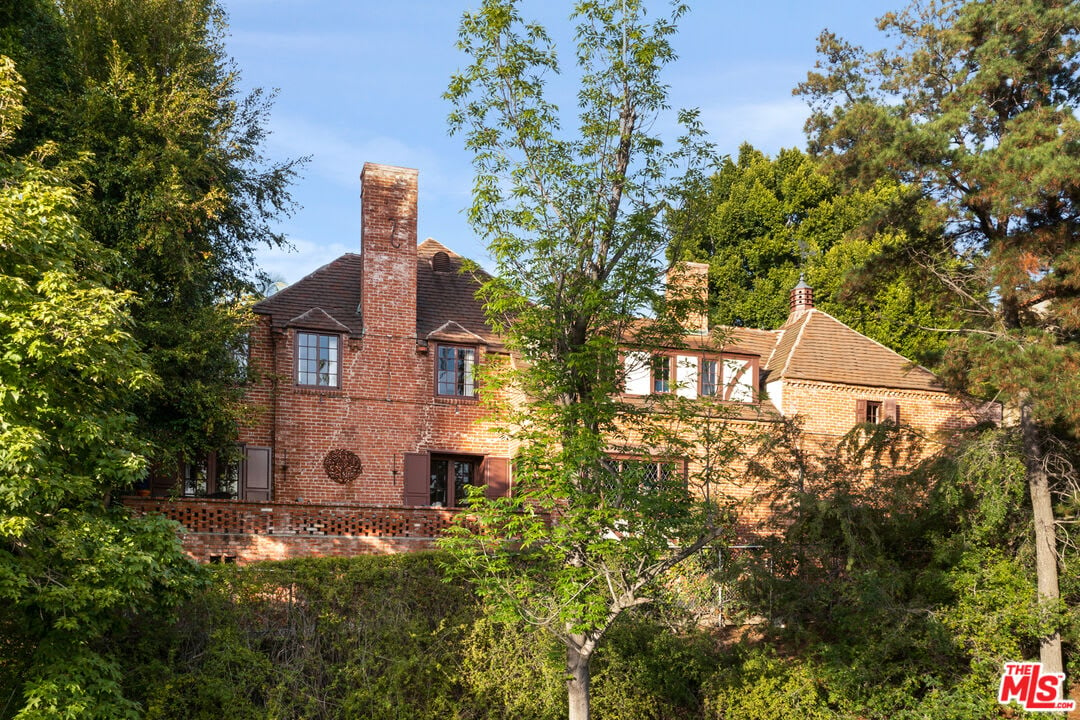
[287,307,351,334]
[765,309,943,392]
[417,239,501,348]
[253,239,500,347]
[254,254,363,335]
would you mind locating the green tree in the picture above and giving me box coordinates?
[443,1,741,718]
[1,0,300,472]
[672,143,956,363]
[0,56,199,719]
[797,0,1080,678]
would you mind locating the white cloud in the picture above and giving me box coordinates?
[265,116,442,190]
[700,99,812,157]
[254,237,353,284]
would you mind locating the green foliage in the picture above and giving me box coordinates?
[458,615,566,719]
[443,1,739,715]
[129,554,477,720]
[671,144,955,363]
[703,648,834,720]
[117,554,741,720]
[1,0,300,467]
[798,0,1080,677]
[0,55,200,719]
[717,422,1080,718]
[797,0,1080,417]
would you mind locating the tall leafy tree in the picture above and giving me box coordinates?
[672,144,957,363]
[0,56,198,719]
[443,1,744,718]
[1,0,300,471]
[797,0,1080,678]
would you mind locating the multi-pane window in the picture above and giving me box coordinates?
[297,332,339,387]
[182,452,239,498]
[652,355,671,393]
[437,345,476,396]
[700,359,718,397]
[621,459,677,492]
[429,455,477,507]
[857,399,899,425]
[600,457,681,505]
[864,400,882,424]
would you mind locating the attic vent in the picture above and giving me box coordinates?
[432,251,452,273]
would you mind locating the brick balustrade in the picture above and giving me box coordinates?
[124,496,460,563]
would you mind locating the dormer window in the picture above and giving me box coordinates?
[437,344,476,397]
[623,352,756,402]
[297,332,340,387]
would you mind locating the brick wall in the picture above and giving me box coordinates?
[126,497,457,564]
[234,162,513,508]
[165,161,987,565]
[780,379,979,442]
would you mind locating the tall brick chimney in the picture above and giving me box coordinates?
[666,262,710,335]
[789,275,814,316]
[360,163,418,338]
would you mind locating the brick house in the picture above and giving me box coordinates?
[127,162,984,563]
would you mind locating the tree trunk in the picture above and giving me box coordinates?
[1021,401,1064,676]
[567,641,591,720]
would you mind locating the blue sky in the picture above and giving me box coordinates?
[220,0,900,283]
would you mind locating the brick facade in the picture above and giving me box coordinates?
[126,162,985,564]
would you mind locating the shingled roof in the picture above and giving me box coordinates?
[254,254,364,335]
[253,239,499,347]
[765,309,943,392]
[416,239,501,348]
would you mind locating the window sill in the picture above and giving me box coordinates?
[293,385,343,396]
[434,394,480,405]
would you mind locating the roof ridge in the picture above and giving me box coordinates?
[779,312,812,379]
[809,308,936,377]
[418,237,458,256]
[764,328,782,369]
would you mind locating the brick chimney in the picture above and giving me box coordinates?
[789,275,814,316]
[666,262,710,335]
[360,163,418,338]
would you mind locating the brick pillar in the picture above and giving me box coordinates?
[360,163,419,339]
[666,261,710,335]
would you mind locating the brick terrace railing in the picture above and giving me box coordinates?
[123,496,459,538]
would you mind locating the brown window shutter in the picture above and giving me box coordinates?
[403,452,430,506]
[855,398,868,423]
[884,399,899,424]
[483,457,510,499]
[242,446,272,501]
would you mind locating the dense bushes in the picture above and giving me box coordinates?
[116,553,735,719]
[114,545,1072,719]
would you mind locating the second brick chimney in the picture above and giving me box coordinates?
[360,163,419,338]
[666,262,710,335]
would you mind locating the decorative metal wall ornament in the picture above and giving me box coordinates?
[323,449,362,484]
